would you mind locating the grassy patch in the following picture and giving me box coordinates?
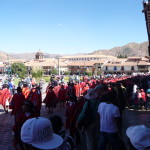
[14,78,20,87]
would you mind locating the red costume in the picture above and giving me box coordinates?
[74,83,81,97]
[81,85,89,96]
[28,89,42,116]
[53,85,61,99]
[0,88,12,111]
[9,92,25,117]
[58,86,66,102]
[44,88,57,108]
[22,87,30,99]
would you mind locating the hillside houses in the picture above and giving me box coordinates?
[1,51,150,75]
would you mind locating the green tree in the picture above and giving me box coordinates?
[63,71,70,75]
[85,71,93,76]
[11,63,27,78]
[51,68,58,75]
[31,67,43,78]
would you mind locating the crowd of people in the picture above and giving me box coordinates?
[0,74,150,150]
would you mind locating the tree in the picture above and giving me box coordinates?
[11,63,27,78]
[31,67,43,78]
[51,68,58,75]
[85,71,93,77]
[63,71,70,75]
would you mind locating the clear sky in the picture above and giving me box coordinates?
[0,0,148,54]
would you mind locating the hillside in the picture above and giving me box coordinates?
[0,41,149,61]
[90,41,149,57]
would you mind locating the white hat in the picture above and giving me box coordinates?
[126,125,150,150]
[85,84,107,99]
[85,88,99,99]
[21,117,63,149]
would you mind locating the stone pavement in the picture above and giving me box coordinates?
[0,101,67,150]
[1,95,150,150]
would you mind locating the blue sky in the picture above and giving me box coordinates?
[0,0,148,54]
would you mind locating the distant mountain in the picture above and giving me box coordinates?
[0,41,149,61]
[89,41,149,57]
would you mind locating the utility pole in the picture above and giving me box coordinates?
[57,57,60,76]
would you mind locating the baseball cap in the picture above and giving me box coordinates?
[126,125,150,150]
[21,117,63,149]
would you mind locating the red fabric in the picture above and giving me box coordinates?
[12,112,37,134]
[141,91,146,102]
[0,88,12,108]
[22,87,30,99]
[81,86,89,96]
[53,86,61,98]
[28,89,42,113]
[74,84,81,97]
[65,102,77,129]
[9,93,25,116]
[44,89,57,108]
[58,88,66,102]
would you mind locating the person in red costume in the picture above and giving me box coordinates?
[0,84,12,113]
[58,84,66,108]
[27,86,42,116]
[22,83,30,100]
[43,86,57,113]
[66,82,76,102]
[12,100,37,150]
[81,83,89,96]
[9,87,26,121]
[74,82,81,98]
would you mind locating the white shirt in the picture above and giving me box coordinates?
[133,84,137,93]
[98,102,120,133]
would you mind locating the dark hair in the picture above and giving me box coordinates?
[50,115,63,134]
[17,87,22,92]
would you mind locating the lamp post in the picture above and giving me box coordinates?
[57,57,60,76]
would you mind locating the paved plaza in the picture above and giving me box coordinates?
[0,83,150,150]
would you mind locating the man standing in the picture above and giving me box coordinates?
[77,84,108,150]
[97,93,122,150]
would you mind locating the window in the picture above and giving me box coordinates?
[114,66,117,71]
[131,66,134,71]
[105,66,108,70]
[121,66,124,71]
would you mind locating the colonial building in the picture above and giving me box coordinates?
[61,54,116,61]
[95,57,150,75]
[25,51,68,75]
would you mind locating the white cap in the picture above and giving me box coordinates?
[126,125,150,150]
[21,117,63,149]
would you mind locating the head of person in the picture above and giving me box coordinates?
[49,86,54,90]
[21,117,63,150]
[17,86,22,93]
[126,125,150,150]
[23,101,34,113]
[23,82,28,87]
[61,85,64,89]
[49,115,63,134]
[93,84,108,96]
